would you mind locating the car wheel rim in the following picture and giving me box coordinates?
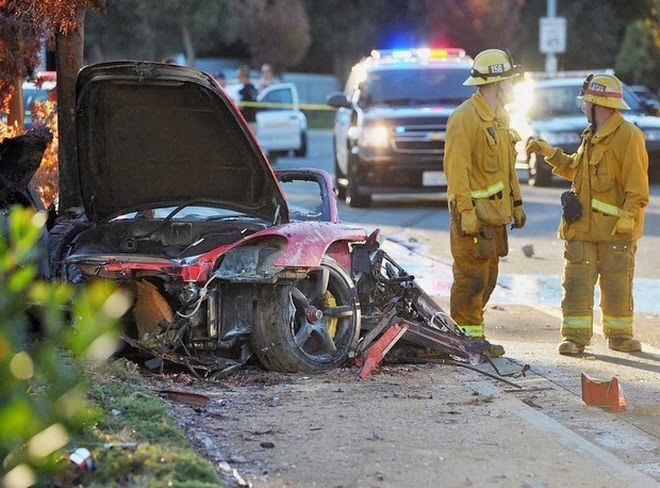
[289,266,358,361]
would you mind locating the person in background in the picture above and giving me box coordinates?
[443,49,526,358]
[236,65,258,124]
[527,73,649,355]
[214,71,227,88]
[258,63,279,91]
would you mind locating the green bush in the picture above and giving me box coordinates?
[0,206,130,487]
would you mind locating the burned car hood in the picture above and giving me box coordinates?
[74,61,287,222]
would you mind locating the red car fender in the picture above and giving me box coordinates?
[266,221,367,268]
[174,222,367,282]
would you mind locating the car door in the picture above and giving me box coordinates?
[256,83,302,153]
[275,169,338,223]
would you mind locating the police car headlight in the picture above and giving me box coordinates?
[643,129,660,141]
[541,131,581,146]
[360,125,390,148]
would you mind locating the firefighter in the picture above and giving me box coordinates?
[527,73,649,355]
[444,49,526,358]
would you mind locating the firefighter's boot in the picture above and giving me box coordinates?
[608,338,641,352]
[558,340,585,355]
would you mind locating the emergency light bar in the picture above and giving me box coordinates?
[370,47,468,62]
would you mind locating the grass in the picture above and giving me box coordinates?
[69,359,223,488]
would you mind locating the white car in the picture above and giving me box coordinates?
[225,82,308,158]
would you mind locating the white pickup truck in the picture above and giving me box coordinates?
[225,82,308,158]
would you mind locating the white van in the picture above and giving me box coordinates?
[225,82,308,158]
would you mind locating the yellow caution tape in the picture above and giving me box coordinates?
[237,100,337,111]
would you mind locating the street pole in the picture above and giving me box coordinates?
[545,0,558,74]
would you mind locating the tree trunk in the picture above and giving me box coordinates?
[7,77,25,132]
[56,7,85,211]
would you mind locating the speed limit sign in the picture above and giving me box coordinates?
[539,17,566,53]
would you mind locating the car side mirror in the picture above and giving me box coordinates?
[326,92,351,109]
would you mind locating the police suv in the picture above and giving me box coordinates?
[326,48,475,207]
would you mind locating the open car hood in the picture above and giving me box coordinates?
[74,61,287,222]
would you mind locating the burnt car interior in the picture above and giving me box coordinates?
[71,207,270,260]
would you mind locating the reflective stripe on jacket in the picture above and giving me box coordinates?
[546,111,649,241]
[444,91,523,226]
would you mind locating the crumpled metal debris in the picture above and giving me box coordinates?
[351,237,491,373]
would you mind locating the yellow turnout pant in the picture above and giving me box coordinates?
[450,215,508,338]
[561,240,636,345]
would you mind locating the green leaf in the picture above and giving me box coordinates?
[8,266,37,293]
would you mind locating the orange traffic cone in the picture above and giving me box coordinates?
[581,373,628,412]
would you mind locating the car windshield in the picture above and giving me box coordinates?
[359,68,474,106]
[529,84,642,118]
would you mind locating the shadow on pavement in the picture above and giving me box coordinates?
[583,352,660,375]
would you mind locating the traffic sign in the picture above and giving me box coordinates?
[539,17,566,54]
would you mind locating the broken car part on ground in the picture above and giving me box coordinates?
[5,61,492,377]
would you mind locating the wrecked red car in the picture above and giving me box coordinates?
[45,61,368,373]
[46,61,489,375]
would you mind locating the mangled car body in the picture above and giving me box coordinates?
[47,62,367,373]
[45,61,489,374]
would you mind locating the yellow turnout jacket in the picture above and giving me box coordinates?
[546,111,649,241]
[444,91,523,225]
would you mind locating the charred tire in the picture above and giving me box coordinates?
[527,151,552,187]
[294,130,308,157]
[346,154,372,208]
[47,218,89,279]
[251,257,361,373]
